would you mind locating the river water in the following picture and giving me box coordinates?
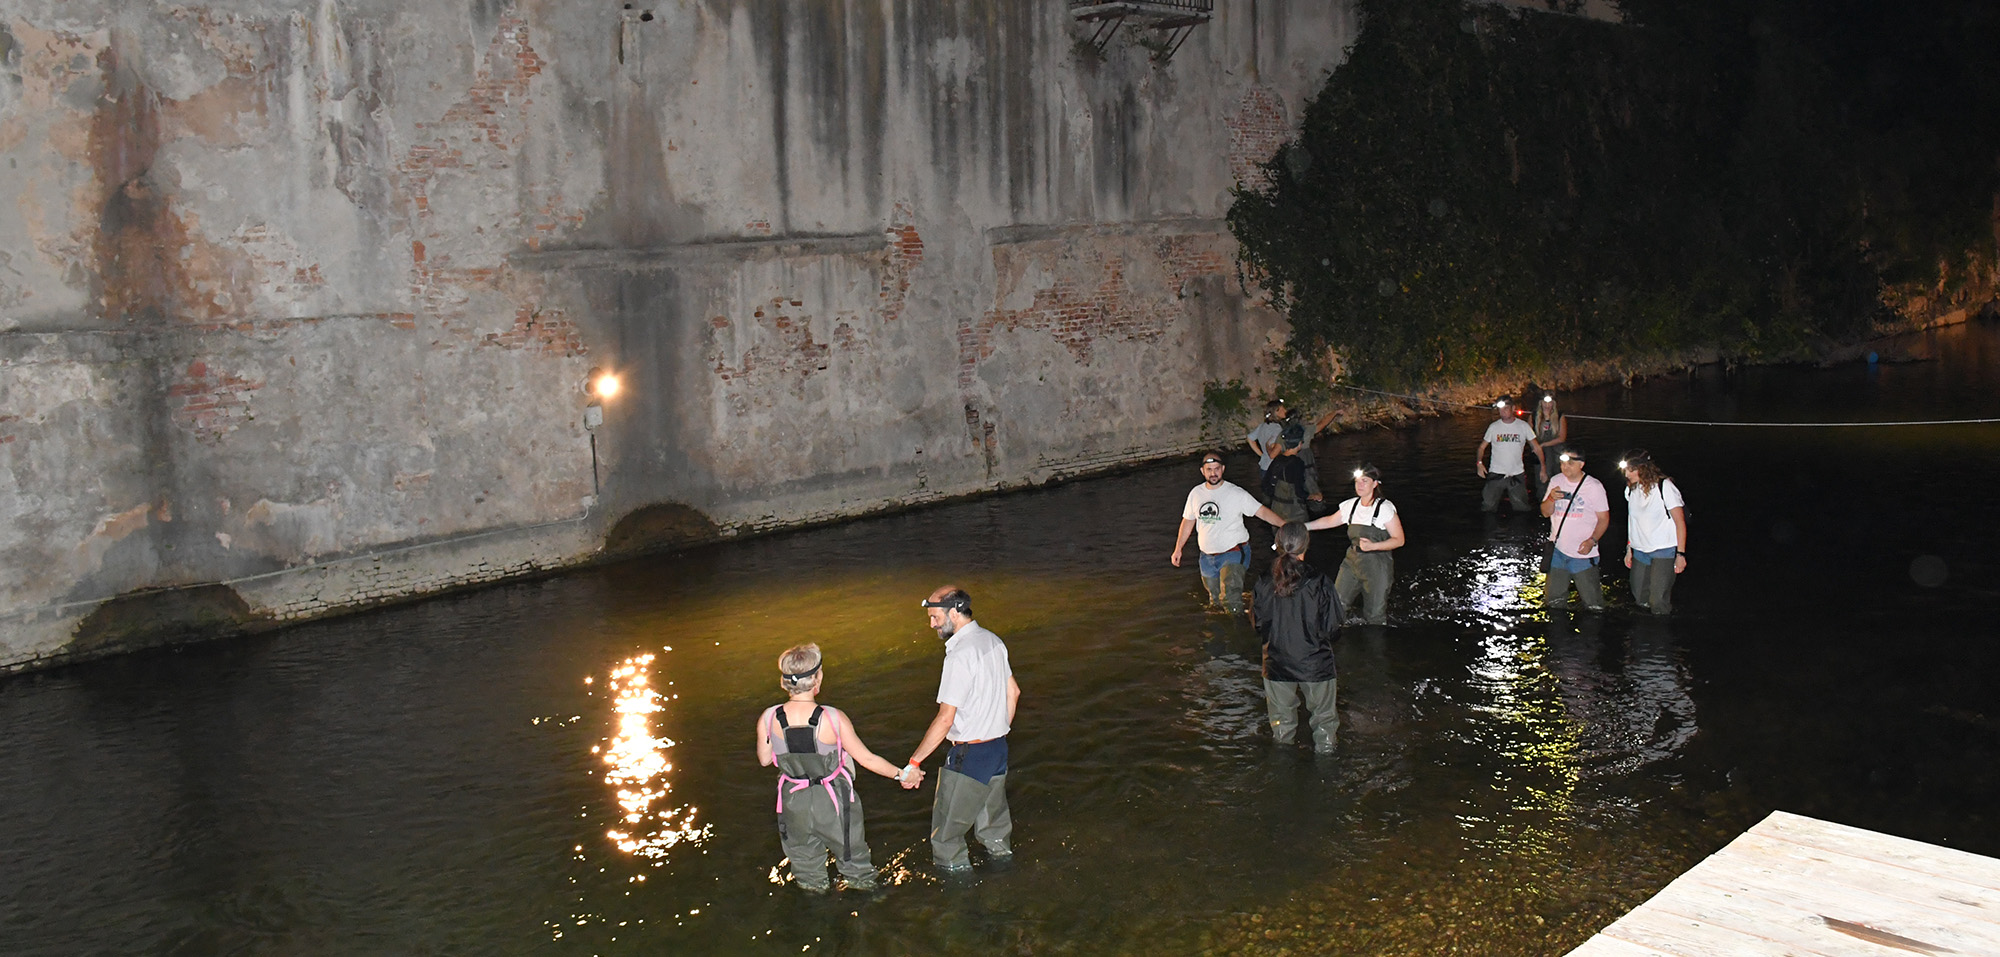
[5,322,2000,956]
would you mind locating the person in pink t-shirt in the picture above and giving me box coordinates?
[1539,447,1610,610]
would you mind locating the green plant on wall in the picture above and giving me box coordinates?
[1229,0,2000,390]
[1200,378,1251,439]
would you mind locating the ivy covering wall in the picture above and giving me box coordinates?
[1229,0,2000,389]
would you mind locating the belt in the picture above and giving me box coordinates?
[951,738,988,746]
[1202,543,1249,557]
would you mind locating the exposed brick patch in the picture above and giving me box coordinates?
[391,14,583,356]
[1225,86,1291,190]
[710,298,835,384]
[168,358,264,443]
[486,304,584,356]
[879,203,925,323]
[959,232,1237,392]
[744,220,773,235]
[706,206,924,402]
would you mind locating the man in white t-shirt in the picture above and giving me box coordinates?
[905,586,1021,872]
[1476,399,1543,513]
[1540,448,1610,610]
[1172,451,1285,613]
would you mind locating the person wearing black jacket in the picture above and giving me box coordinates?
[1249,522,1343,753]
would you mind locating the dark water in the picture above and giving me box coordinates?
[6,323,2000,956]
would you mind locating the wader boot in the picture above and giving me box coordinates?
[1335,520,1394,625]
[771,706,877,892]
[1629,552,1675,614]
[1545,559,1606,611]
[931,740,1011,869]
[1481,473,1531,512]
[1264,677,1339,752]
[1218,559,1247,614]
[1270,480,1310,525]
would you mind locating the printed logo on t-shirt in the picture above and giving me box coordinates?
[1495,434,1523,443]
[1197,502,1221,525]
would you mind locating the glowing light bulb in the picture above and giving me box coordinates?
[594,373,621,399]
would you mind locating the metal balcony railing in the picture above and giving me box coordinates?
[1070,0,1216,62]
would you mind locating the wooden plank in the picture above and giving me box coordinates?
[1644,871,1999,956]
[1595,903,1874,957]
[1564,934,1679,956]
[1760,811,2000,890]
[1567,812,2000,956]
[1706,832,2000,924]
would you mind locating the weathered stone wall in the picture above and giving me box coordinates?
[0,0,1355,671]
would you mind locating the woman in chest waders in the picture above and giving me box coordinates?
[754,644,915,893]
[1305,465,1406,625]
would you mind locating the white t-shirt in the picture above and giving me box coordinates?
[1182,480,1263,554]
[938,621,1013,741]
[1247,422,1281,471]
[1626,479,1685,552]
[1546,473,1609,558]
[1483,419,1537,476]
[1335,496,1398,531]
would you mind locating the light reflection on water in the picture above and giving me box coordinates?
[599,652,709,862]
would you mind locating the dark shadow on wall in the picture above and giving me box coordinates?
[63,585,258,662]
[602,502,722,558]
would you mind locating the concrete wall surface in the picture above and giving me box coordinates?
[0,0,1355,671]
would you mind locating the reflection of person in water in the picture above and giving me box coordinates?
[1305,465,1405,625]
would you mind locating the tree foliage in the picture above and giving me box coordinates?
[1229,0,2000,389]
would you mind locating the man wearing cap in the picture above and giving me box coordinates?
[1476,399,1542,513]
[1173,452,1286,613]
[905,585,1020,872]
[1540,448,1611,610]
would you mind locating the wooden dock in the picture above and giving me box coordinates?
[1568,810,2000,956]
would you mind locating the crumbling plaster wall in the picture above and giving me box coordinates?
[0,0,1354,670]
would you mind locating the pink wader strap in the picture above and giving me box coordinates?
[772,707,854,813]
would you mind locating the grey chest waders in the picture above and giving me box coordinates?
[772,706,857,864]
[1341,499,1394,623]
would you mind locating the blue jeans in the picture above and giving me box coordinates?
[1198,545,1248,612]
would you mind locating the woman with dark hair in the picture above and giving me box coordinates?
[1620,450,1687,614]
[1305,465,1405,625]
[1250,523,1343,752]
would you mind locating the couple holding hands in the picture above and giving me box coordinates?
[753,586,1020,892]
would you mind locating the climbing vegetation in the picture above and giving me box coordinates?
[1229,0,2000,389]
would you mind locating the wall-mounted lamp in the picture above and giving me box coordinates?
[583,367,620,498]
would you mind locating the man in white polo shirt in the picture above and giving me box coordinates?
[905,585,1021,872]
[1172,451,1285,613]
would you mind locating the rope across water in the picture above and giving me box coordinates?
[1331,383,2000,428]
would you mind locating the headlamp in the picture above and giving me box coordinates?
[1617,459,1629,470]
[1352,468,1365,479]
[1542,394,1554,403]
[1492,399,1508,408]
[1559,452,1578,463]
